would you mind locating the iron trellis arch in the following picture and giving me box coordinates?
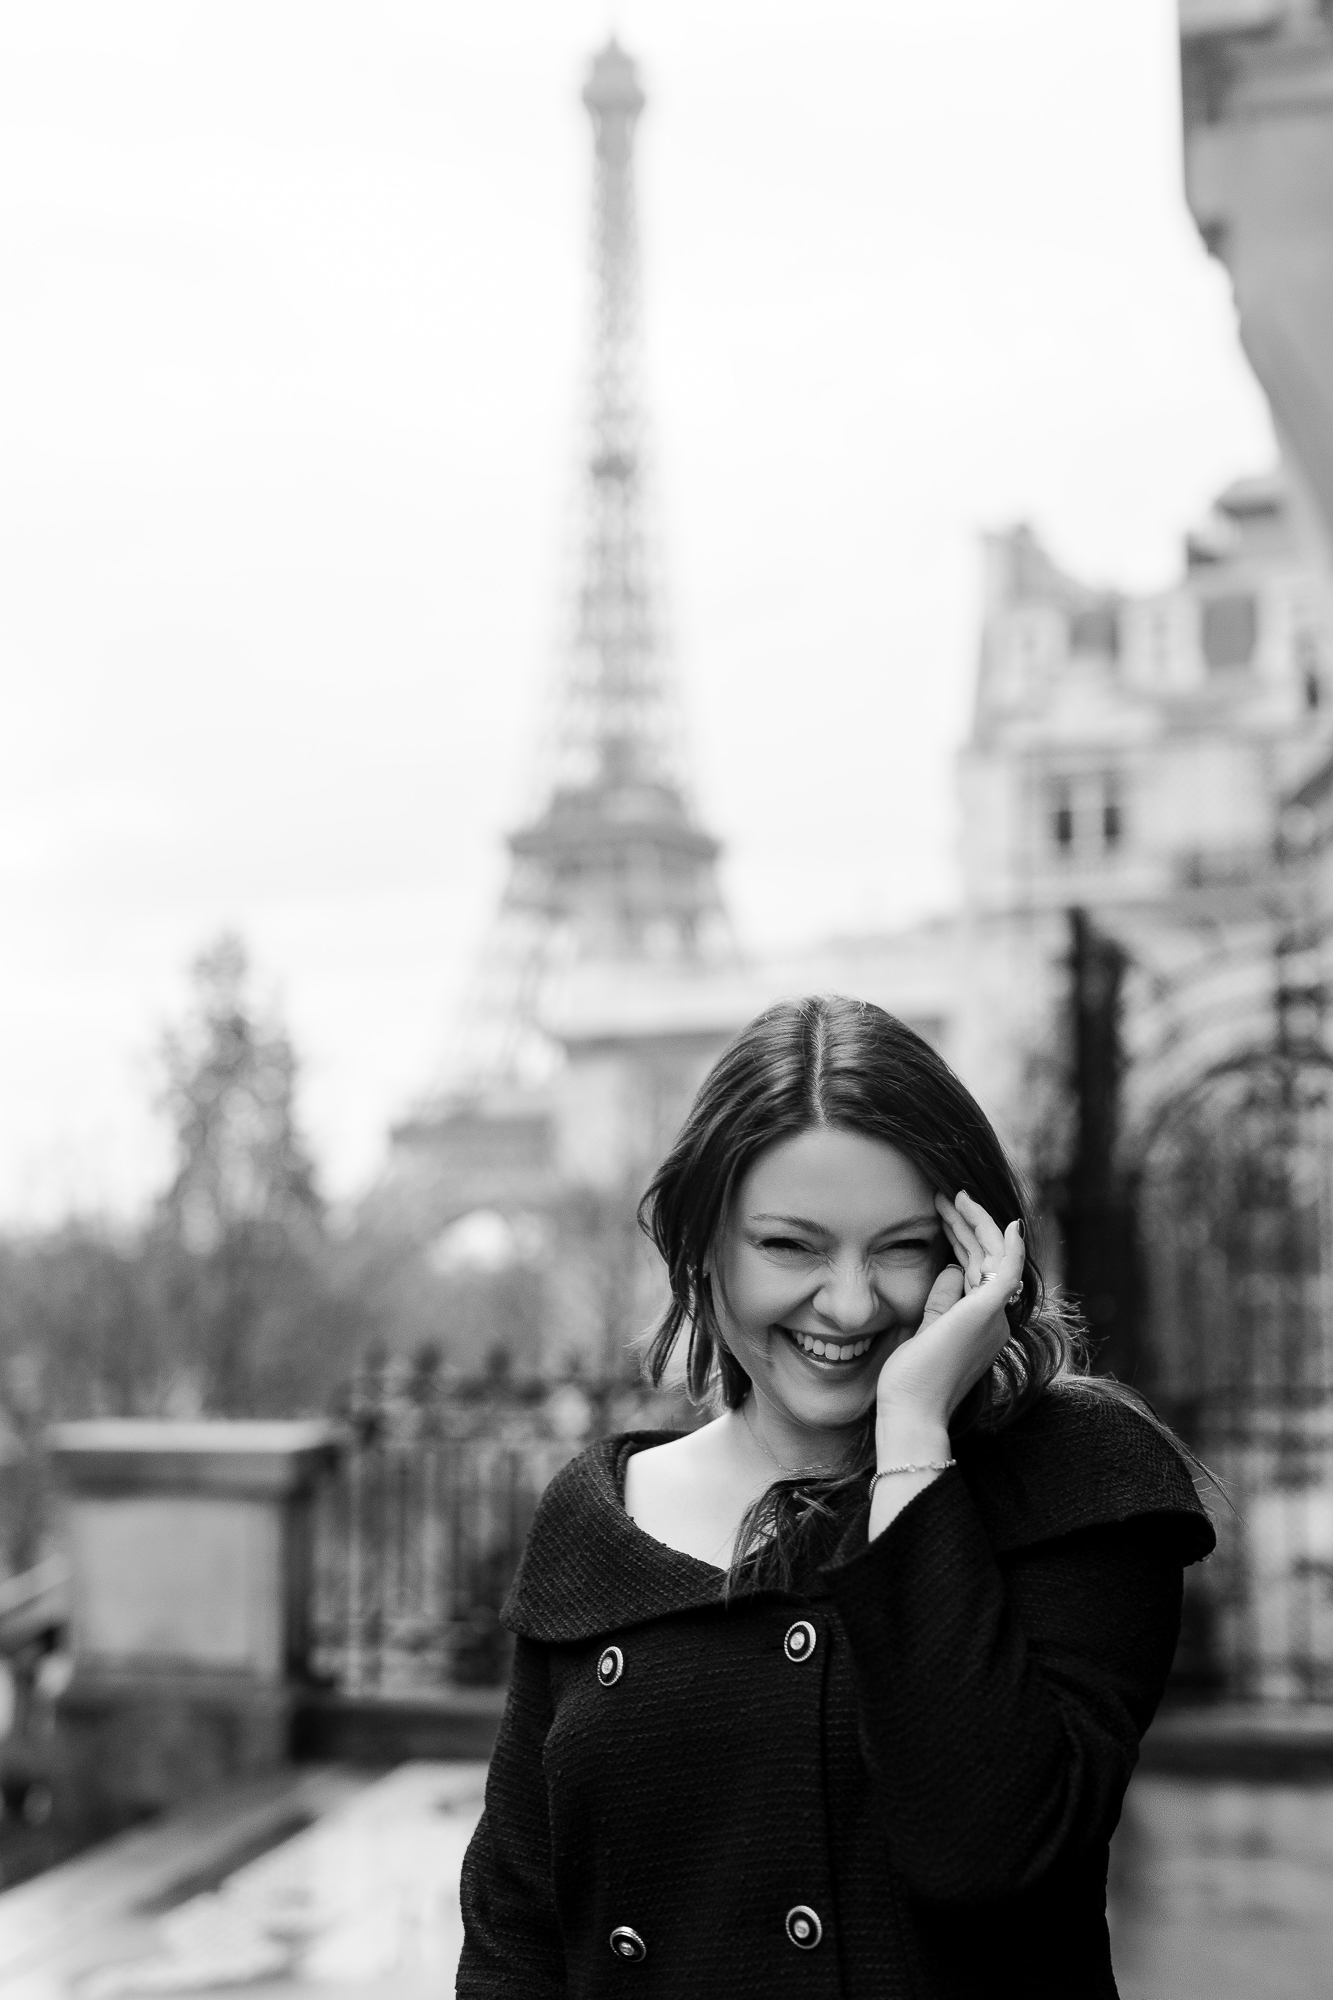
[1131,1045,1333,1701]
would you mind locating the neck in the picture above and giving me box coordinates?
[739,1392,862,1479]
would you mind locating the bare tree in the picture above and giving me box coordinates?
[148,934,342,1414]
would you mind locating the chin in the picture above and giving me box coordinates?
[773,1367,878,1433]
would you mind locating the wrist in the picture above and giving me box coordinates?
[875,1405,951,1467]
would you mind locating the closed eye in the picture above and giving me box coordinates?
[759,1236,815,1255]
[876,1238,935,1257]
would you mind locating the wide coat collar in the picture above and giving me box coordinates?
[506,1429,729,1642]
[503,1384,1216,1645]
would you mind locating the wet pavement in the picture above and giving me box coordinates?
[3,1760,1333,1996]
[1109,1772,1333,2000]
[0,1764,486,2000]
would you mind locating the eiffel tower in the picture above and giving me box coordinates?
[383,39,728,1246]
[451,38,726,1094]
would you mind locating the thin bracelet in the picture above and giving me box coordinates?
[869,1460,955,1497]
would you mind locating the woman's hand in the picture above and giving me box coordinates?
[874,1190,1025,1437]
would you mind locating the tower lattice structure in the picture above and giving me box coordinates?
[456,38,726,1088]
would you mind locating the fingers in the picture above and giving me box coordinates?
[918,1262,964,1330]
[935,1193,984,1290]
[936,1192,1024,1298]
[982,1219,1026,1303]
[956,1190,1007,1262]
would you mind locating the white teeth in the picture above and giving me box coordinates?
[788,1329,874,1363]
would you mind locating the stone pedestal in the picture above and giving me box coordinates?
[48,1420,338,1840]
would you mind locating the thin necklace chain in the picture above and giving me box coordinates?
[740,1400,855,1481]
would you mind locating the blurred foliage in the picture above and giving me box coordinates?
[147,932,337,1416]
[159,934,322,1250]
[0,937,423,1571]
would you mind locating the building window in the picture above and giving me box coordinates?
[1069,604,1120,661]
[1051,781,1075,852]
[1296,626,1323,712]
[1048,772,1124,860]
[1201,592,1257,671]
[1144,605,1177,684]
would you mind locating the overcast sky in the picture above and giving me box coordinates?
[0,0,1275,1222]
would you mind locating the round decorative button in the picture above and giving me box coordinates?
[783,1620,817,1663]
[597,1645,624,1687]
[785,1904,823,1950]
[609,1925,646,1961]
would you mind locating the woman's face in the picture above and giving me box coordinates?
[715,1125,946,1439]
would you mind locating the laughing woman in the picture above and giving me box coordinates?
[458,996,1214,2000]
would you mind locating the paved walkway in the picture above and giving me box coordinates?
[4,1761,1333,1997]
[0,1764,486,2000]
[1110,1772,1333,2000]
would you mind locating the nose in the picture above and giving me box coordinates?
[813,1256,880,1332]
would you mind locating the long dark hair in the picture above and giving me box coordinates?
[637,995,1088,1586]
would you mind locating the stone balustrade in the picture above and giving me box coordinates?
[48,1420,338,1840]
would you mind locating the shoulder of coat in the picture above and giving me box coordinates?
[959,1380,1215,1561]
[1002,1376,1169,1451]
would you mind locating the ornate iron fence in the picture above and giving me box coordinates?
[310,1353,691,1693]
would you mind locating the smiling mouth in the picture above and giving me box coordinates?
[779,1326,882,1366]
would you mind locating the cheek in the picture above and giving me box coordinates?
[878,1261,938,1315]
[721,1251,807,1329]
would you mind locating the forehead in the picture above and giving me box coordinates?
[735,1126,937,1229]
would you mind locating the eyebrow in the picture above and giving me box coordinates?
[749,1211,941,1235]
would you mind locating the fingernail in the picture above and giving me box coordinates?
[1015,1220,1025,1240]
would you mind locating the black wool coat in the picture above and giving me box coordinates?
[457,1385,1215,2000]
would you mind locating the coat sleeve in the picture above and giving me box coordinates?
[823,1471,1186,1905]
[457,1636,566,1998]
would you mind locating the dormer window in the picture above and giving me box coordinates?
[990,606,1067,708]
